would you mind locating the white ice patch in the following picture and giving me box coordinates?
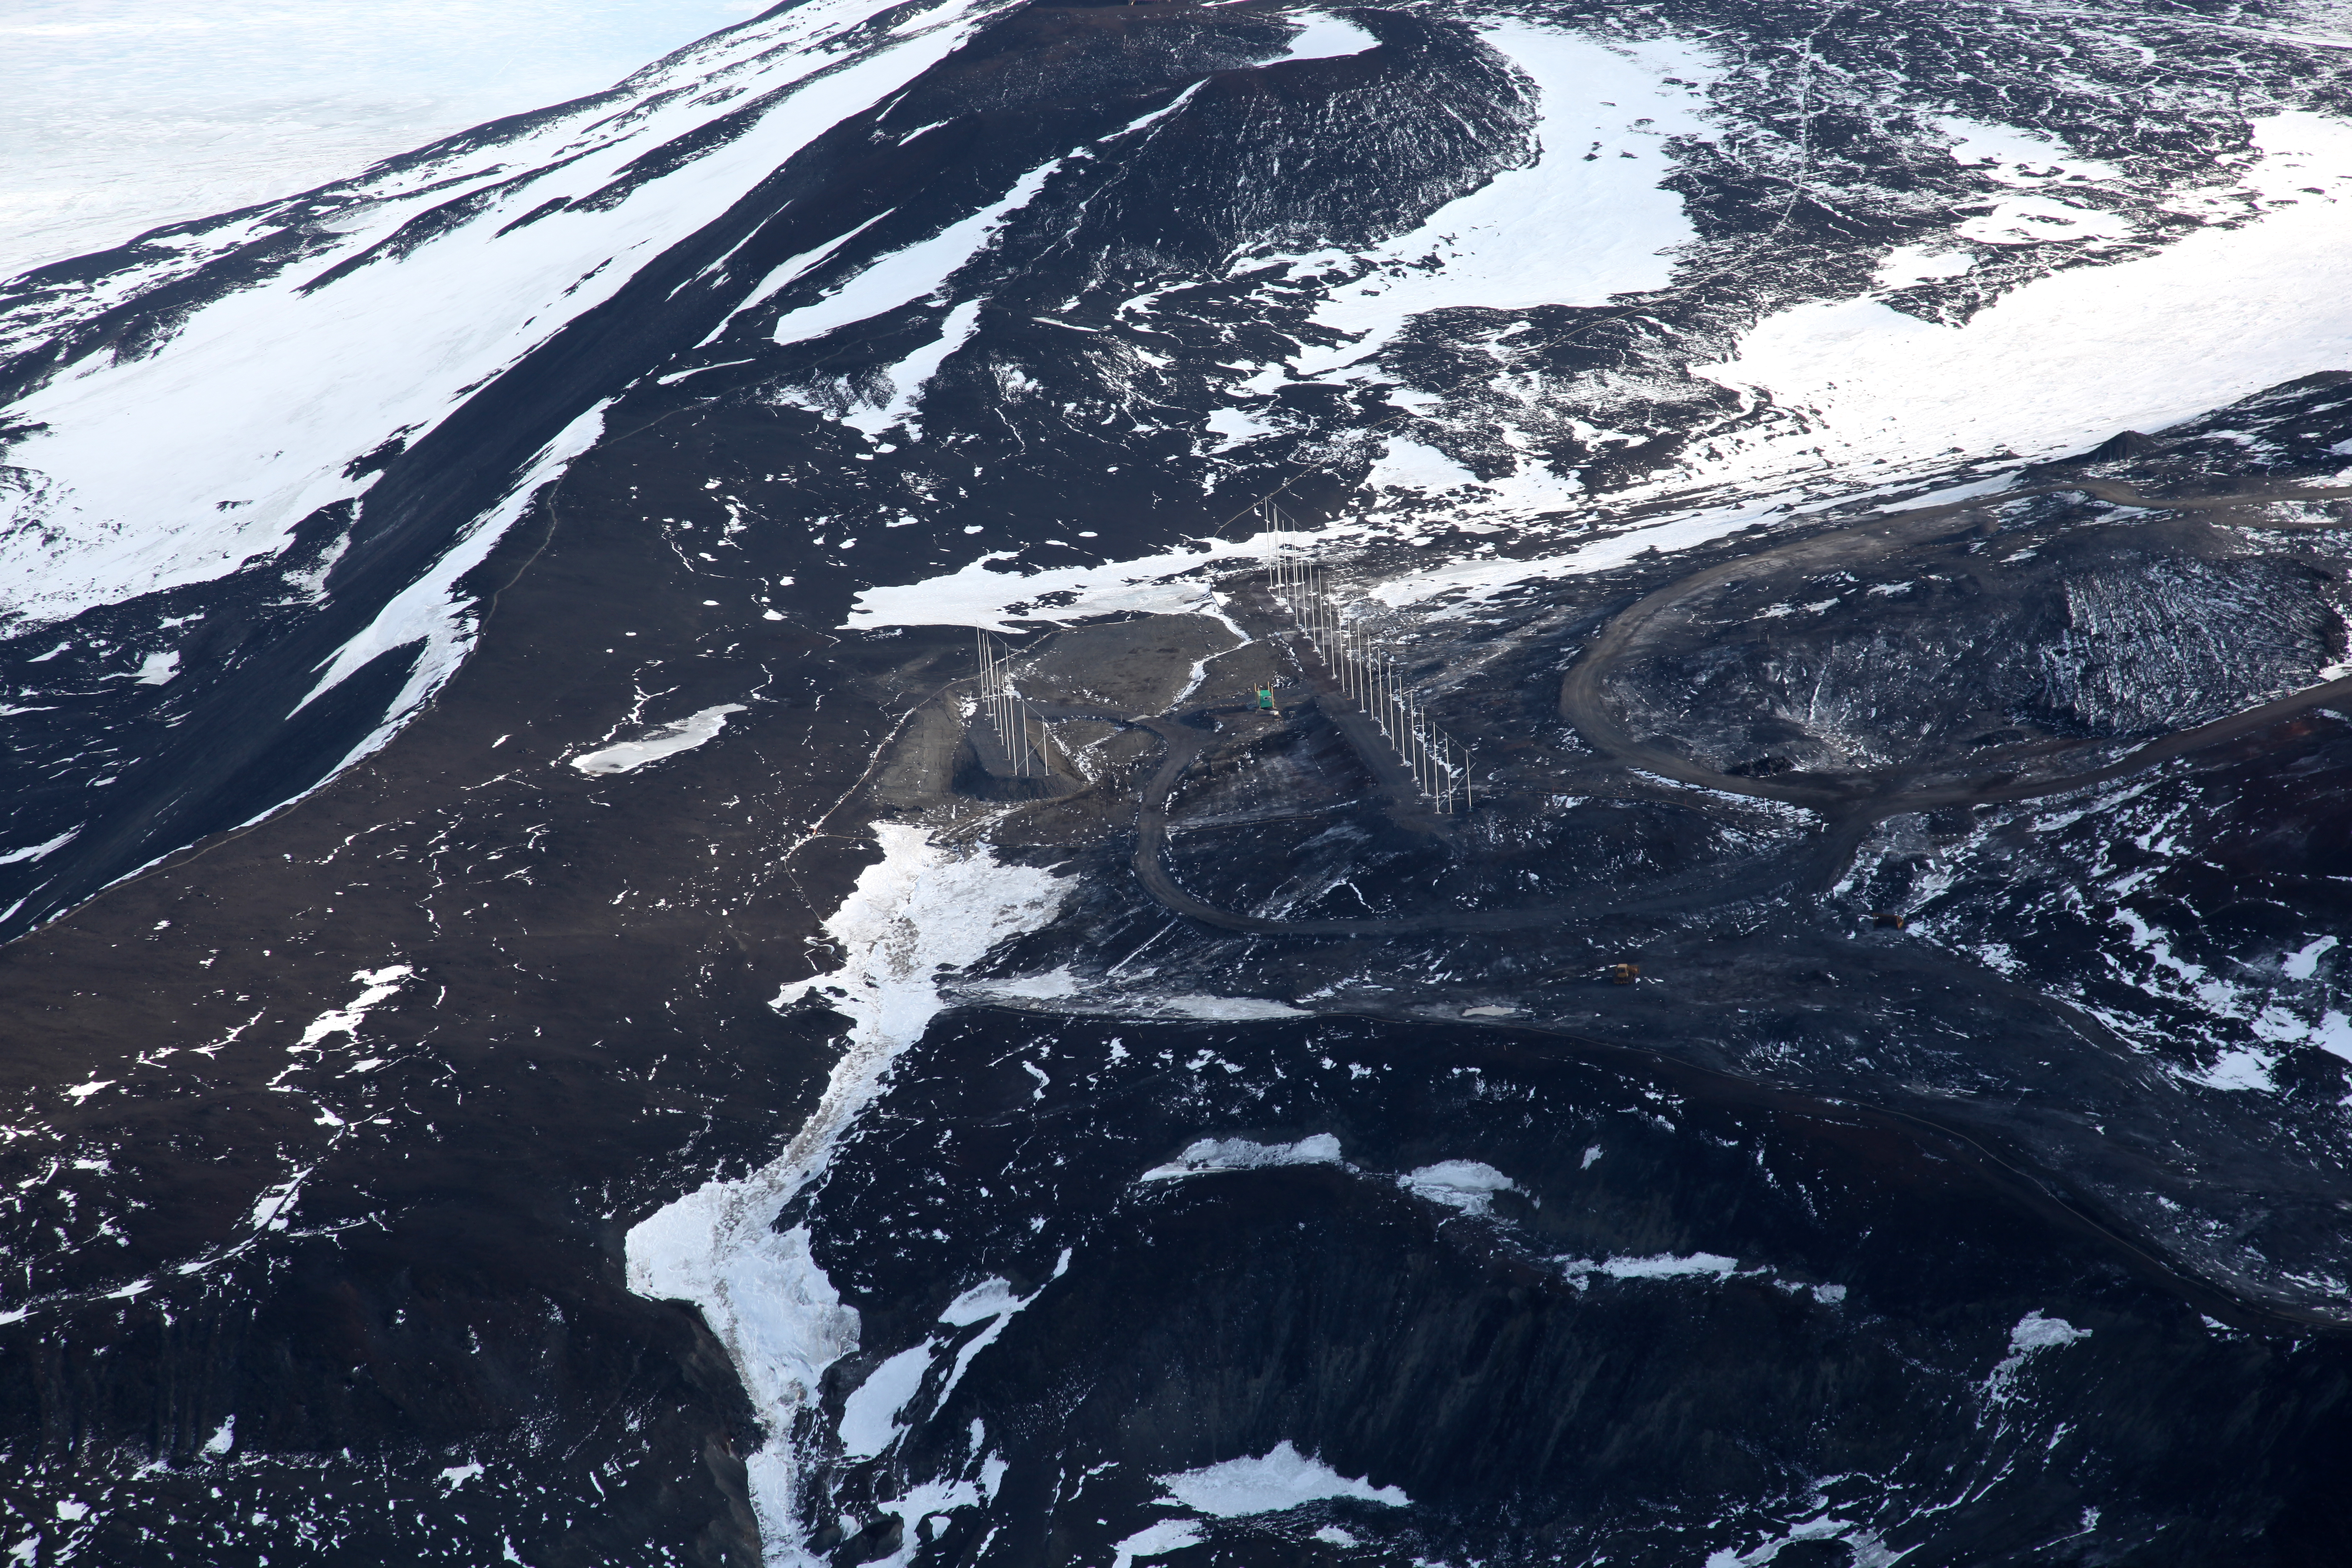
[2312,1011,2352,1066]
[571,703,747,775]
[772,165,1053,349]
[929,1253,1070,1414]
[1109,1521,1204,1568]
[436,1462,484,1493]
[2183,1047,2278,1093]
[1202,405,1277,451]
[1942,116,2126,188]
[1706,1512,1902,1568]
[842,298,985,437]
[975,965,1082,1000]
[624,823,1069,1564]
[1269,12,1381,64]
[1558,1251,1741,1284]
[0,828,78,866]
[245,1166,313,1233]
[296,965,413,1049]
[1156,1440,1409,1517]
[1397,1159,1518,1215]
[1161,994,1310,1021]
[785,82,1230,433]
[201,1416,234,1456]
[289,398,615,754]
[1141,1133,1345,1181]
[2284,935,2339,981]
[130,650,178,685]
[845,537,1259,633]
[838,1343,937,1461]
[0,0,746,281]
[1983,1310,2091,1402]
[1874,243,1977,289]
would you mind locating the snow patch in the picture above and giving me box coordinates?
[572,704,747,775]
[1109,1521,1204,1568]
[1162,993,1309,1020]
[838,1343,937,1461]
[1559,1251,1740,1284]
[1142,1133,1345,1180]
[1156,1440,1409,1516]
[1984,1310,2091,1401]
[297,965,413,1048]
[1697,112,2352,498]
[1270,13,1380,64]
[0,829,79,866]
[624,823,1068,1563]
[929,1252,1071,1414]
[1398,1159,1519,1215]
[2285,934,2339,980]
[1273,28,1711,382]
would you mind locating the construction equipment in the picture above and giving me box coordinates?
[1609,962,1640,985]
[1872,912,1908,931]
[1256,686,1278,712]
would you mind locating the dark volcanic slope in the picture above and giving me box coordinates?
[5,0,2352,1563]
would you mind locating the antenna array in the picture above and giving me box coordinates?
[1259,500,1467,815]
[974,631,1044,778]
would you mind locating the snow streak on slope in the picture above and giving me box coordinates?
[0,0,1000,628]
[627,824,1068,1563]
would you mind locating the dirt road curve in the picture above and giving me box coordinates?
[1122,475,2352,934]
[1558,476,2352,887]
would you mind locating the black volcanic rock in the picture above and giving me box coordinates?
[5,0,2352,1561]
